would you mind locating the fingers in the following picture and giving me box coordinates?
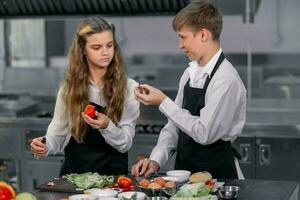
[131,159,144,177]
[144,161,159,177]
[131,159,160,177]
[82,112,100,127]
[139,159,150,176]
[81,112,94,123]
[138,84,151,95]
[30,137,47,156]
[144,168,156,177]
[82,112,109,129]
[134,88,147,100]
[32,148,47,156]
[134,88,151,105]
[140,84,151,90]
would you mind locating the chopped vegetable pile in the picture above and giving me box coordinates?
[63,172,114,190]
[172,182,216,199]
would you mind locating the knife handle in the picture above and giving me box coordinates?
[34,136,46,159]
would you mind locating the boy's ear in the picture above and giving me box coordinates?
[201,28,210,42]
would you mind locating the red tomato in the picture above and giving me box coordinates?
[84,105,96,118]
[117,176,133,190]
[0,186,12,200]
[205,179,215,189]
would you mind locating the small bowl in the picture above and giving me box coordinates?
[118,191,146,200]
[68,194,94,200]
[166,170,191,183]
[217,186,240,199]
[161,176,180,183]
[85,188,118,199]
[147,197,168,200]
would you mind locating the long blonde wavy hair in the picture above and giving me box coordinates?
[62,17,127,143]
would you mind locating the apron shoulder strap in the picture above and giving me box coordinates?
[203,53,225,90]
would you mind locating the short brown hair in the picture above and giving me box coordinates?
[172,0,223,40]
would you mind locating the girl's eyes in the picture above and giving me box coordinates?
[91,43,113,50]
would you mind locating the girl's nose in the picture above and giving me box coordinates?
[102,47,108,55]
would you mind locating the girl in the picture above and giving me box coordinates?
[31,17,139,175]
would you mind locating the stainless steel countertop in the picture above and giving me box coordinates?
[34,179,299,200]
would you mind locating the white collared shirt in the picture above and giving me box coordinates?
[150,49,247,167]
[188,49,222,87]
[45,78,140,155]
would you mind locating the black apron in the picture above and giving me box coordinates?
[60,102,128,176]
[175,53,238,179]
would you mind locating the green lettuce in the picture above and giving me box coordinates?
[63,172,114,190]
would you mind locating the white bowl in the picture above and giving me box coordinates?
[166,170,191,183]
[162,176,180,182]
[86,188,118,198]
[68,194,94,200]
[118,191,146,200]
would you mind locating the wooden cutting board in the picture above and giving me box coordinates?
[36,178,82,193]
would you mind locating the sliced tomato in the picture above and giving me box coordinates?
[205,179,215,189]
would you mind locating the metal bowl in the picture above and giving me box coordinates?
[137,185,177,197]
[217,186,239,199]
[146,197,168,200]
[137,186,163,197]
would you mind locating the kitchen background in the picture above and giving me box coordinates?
[0,0,300,195]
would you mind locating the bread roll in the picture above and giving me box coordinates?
[148,182,162,189]
[189,171,212,183]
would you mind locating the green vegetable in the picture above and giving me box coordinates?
[63,172,114,190]
[16,192,37,200]
[173,182,215,199]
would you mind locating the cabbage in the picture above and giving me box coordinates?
[173,182,213,198]
[63,172,114,190]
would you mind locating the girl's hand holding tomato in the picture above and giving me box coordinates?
[82,110,110,130]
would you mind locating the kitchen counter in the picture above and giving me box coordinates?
[34,179,299,200]
[225,179,298,200]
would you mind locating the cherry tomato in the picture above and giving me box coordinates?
[84,105,96,118]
